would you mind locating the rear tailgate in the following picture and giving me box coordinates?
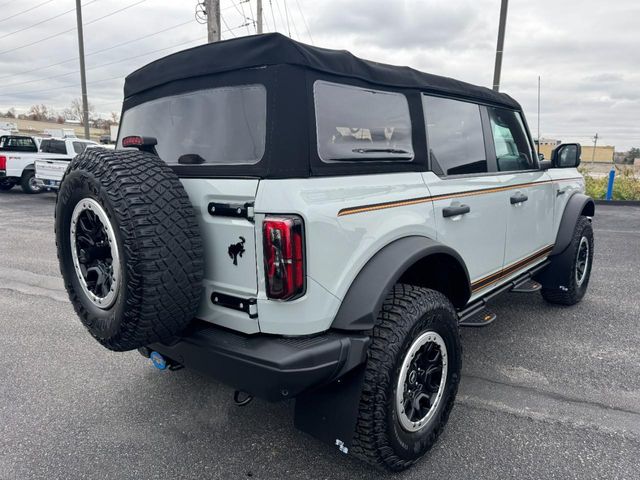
[181,178,261,334]
[35,158,69,188]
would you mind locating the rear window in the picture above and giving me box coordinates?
[118,85,267,165]
[40,139,67,154]
[314,81,413,162]
[0,136,37,152]
[423,95,487,175]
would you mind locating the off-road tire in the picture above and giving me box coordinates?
[55,149,204,351]
[20,170,42,194]
[352,285,462,471]
[541,216,593,305]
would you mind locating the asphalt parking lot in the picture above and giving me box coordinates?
[1,191,639,480]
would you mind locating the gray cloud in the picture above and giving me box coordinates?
[0,0,638,149]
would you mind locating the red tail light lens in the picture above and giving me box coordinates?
[263,216,305,300]
[0,155,6,170]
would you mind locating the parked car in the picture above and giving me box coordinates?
[34,138,98,190]
[54,34,594,471]
[0,135,43,193]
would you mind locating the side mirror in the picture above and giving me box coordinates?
[538,153,545,161]
[551,143,581,168]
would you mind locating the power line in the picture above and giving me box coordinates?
[0,0,99,41]
[0,0,146,56]
[273,0,288,37]
[0,75,124,98]
[0,0,55,24]
[294,0,313,44]
[0,19,199,82]
[2,37,205,89]
[268,0,277,33]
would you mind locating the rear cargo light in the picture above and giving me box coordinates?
[0,155,6,170]
[263,216,305,300]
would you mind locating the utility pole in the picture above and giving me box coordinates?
[205,0,221,43]
[75,0,90,140]
[592,133,599,163]
[492,0,509,92]
[537,75,541,156]
[257,0,263,34]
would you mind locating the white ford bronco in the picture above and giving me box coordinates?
[55,34,594,471]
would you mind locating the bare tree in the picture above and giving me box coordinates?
[70,98,95,126]
[110,111,120,124]
[4,108,16,118]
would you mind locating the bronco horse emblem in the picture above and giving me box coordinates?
[228,236,246,266]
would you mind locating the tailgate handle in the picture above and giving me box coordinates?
[443,204,470,218]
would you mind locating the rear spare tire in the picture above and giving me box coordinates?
[55,149,204,351]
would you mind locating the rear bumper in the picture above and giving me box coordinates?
[148,321,370,402]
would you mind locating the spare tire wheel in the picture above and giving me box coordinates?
[55,148,204,351]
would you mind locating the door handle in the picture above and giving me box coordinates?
[510,193,528,205]
[443,204,470,218]
[557,189,566,196]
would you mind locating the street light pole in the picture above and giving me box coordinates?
[75,0,90,139]
[492,0,509,92]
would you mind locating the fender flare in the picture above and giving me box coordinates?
[331,236,470,331]
[535,193,594,289]
[550,193,595,256]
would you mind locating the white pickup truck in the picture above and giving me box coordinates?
[34,138,98,190]
[0,135,44,194]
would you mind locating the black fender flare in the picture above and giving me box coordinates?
[331,236,470,331]
[535,193,594,289]
[550,193,595,256]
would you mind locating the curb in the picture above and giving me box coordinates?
[594,200,640,206]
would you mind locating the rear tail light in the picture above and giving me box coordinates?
[263,215,305,300]
[0,156,6,170]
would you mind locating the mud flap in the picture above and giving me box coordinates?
[293,364,367,455]
[534,244,574,290]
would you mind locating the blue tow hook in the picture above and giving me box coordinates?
[149,351,167,370]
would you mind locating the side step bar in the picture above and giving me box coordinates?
[458,260,549,328]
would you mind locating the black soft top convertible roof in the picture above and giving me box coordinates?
[124,33,520,110]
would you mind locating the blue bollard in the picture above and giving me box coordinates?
[606,168,615,201]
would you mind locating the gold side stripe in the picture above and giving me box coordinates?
[471,244,554,292]
[337,177,583,217]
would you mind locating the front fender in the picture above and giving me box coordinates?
[331,236,470,331]
[551,193,595,256]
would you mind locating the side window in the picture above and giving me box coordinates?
[487,107,534,171]
[314,81,413,162]
[41,139,66,154]
[73,141,89,154]
[422,95,487,175]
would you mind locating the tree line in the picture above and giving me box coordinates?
[2,99,119,129]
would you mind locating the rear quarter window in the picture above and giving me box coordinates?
[314,81,413,162]
[117,84,267,165]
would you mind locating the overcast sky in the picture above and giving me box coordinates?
[0,0,638,149]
